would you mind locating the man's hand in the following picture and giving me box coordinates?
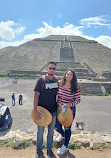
[33,109,41,120]
[33,91,41,120]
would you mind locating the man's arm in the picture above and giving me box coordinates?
[33,91,41,120]
[8,113,13,129]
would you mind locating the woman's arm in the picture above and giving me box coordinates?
[71,88,81,106]
[65,89,81,108]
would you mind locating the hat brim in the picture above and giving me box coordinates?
[32,106,52,126]
[57,105,73,127]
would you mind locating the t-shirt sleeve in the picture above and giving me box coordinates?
[34,77,43,92]
[6,107,10,115]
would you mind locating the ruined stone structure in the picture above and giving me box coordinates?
[1,35,111,95]
[60,36,74,61]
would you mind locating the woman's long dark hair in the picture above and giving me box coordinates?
[61,70,79,93]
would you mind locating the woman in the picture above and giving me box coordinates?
[55,70,81,156]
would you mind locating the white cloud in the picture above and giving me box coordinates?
[96,36,111,49]
[0,20,25,40]
[81,35,111,49]
[0,21,111,50]
[36,22,84,37]
[0,22,84,48]
[0,41,22,48]
[0,35,39,48]
[80,16,110,27]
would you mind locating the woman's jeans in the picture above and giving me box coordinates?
[55,106,76,147]
[0,116,12,131]
[37,111,56,150]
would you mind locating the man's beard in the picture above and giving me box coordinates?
[48,73,54,76]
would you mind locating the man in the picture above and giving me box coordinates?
[0,102,13,131]
[12,93,15,106]
[33,61,58,158]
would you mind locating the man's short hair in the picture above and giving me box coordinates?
[48,61,57,66]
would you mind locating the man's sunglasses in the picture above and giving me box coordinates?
[48,67,56,70]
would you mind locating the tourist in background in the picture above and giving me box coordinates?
[19,94,23,105]
[55,70,81,156]
[12,93,15,106]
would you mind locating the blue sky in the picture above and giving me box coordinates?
[0,0,111,49]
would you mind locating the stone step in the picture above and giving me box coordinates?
[101,86,106,95]
[57,68,89,73]
[56,71,96,77]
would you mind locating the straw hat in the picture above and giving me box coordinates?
[32,106,52,126]
[57,105,73,127]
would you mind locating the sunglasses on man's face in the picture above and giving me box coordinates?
[48,67,56,70]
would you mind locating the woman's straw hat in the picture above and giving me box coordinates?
[57,105,73,127]
[32,106,52,126]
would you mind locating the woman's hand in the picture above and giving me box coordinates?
[64,103,71,108]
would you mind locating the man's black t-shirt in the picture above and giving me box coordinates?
[34,76,58,113]
[0,106,10,128]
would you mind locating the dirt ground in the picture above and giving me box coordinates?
[0,147,111,158]
[0,78,111,132]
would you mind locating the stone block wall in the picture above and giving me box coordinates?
[79,83,103,94]
[101,83,111,94]
[79,82,111,94]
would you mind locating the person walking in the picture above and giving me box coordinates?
[19,94,23,105]
[55,70,81,156]
[33,61,58,158]
[12,93,15,106]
